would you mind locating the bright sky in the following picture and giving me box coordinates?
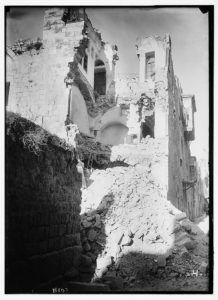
[6,7,209,161]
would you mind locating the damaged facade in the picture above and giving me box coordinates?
[6,8,204,226]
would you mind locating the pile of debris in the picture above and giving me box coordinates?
[9,38,43,55]
[78,139,209,291]
[76,133,111,167]
[88,95,116,116]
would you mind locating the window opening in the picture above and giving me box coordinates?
[94,59,106,95]
[145,52,155,80]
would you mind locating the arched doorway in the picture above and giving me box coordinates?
[100,123,128,145]
[94,59,106,95]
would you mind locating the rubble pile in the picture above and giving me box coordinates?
[88,95,116,116]
[110,136,167,166]
[9,38,43,55]
[78,139,209,291]
[76,133,111,166]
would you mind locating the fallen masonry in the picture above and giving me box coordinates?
[5,114,209,292]
[5,7,209,293]
[75,140,209,291]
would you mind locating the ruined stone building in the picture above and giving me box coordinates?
[6,7,204,220]
[5,7,208,293]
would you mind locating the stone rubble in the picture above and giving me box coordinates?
[78,138,209,291]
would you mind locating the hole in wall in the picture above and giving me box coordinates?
[94,59,106,95]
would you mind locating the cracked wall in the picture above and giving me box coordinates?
[6,8,117,140]
[113,34,203,219]
[6,10,204,223]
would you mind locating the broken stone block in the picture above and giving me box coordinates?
[94,214,101,228]
[182,251,192,261]
[87,229,97,241]
[181,223,192,233]
[199,261,208,273]
[180,220,198,235]
[180,247,192,260]
[87,215,95,222]
[175,212,187,222]
[184,239,197,250]
[134,227,146,239]
[82,220,92,228]
[175,231,188,244]
[157,256,166,267]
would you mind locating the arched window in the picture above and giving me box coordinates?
[94,59,106,95]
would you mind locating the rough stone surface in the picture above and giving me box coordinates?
[79,141,209,291]
[157,256,166,267]
[199,262,208,274]
[5,113,82,293]
[6,8,208,293]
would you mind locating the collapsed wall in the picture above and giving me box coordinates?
[5,7,207,291]
[5,112,83,293]
[114,35,204,220]
[6,8,118,140]
[79,139,209,291]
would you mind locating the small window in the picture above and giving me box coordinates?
[180,158,183,166]
[145,52,155,80]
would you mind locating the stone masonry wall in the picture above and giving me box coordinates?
[7,8,85,140]
[5,112,82,293]
[167,54,193,217]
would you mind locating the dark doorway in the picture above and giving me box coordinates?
[94,59,106,95]
[141,122,154,138]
